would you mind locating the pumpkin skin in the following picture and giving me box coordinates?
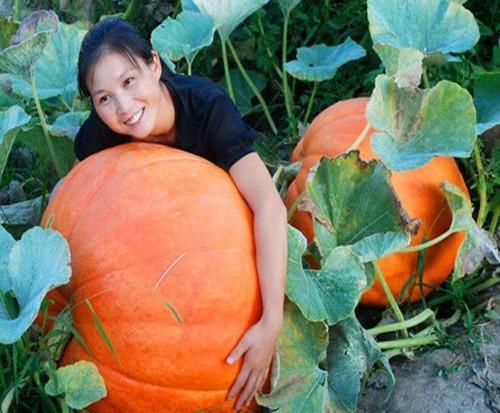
[285,97,468,307]
[42,143,262,412]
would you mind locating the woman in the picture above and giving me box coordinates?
[74,17,287,410]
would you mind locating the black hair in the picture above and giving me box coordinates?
[78,18,172,98]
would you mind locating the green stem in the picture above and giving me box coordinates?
[398,230,452,253]
[287,192,304,221]
[377,335,439,350]
[372,262,409,339]
[227,39,278,135]
[473,143,487,227]
[282,12,294,122]
[220,34,235,102]
[490,205,499,235]
[468,275,500,296]
[186,59,192,76]
[257,14,283,79]
[303,82,318,124]
[368,309,434,336]
[423,67,430,89]
[347,122,371,152]
[30,67,64,179]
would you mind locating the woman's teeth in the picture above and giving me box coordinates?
[126,108,144,126]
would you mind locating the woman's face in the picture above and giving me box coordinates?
[88,51,174,141]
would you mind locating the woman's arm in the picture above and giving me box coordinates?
[225,152,287,409]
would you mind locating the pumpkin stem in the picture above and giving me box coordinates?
[347,122,371,152]
[473,143,487,228]
[368,308,435,336]
[398,230,452,254]
[377,335,439,351]
[372,262,409,339]
[220,35,235,102]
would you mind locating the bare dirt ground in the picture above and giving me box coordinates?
[358,299,499,413]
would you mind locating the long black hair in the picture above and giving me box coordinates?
[78,18,172,98]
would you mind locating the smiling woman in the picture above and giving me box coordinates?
[68,17,287,411]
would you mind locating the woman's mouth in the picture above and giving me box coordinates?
[125,108,145,127]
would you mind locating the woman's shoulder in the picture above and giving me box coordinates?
[164,73,229,108]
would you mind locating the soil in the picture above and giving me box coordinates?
[358,311,500,413]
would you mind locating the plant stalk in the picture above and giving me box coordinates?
[490,205,499,235]
[282,12,294,122]
[13,0,20,21]
[368,308,434,336]
[347,122,371,152]
[303,82,318,124]
[399,230,452,253]
[372,262,409,339]
[287,192,304,221]
[227,39,278,135]
[473,143,487,227]
[257,14,283,79]
[220,34,235,102]
[423,67,430,89]
[30,67,64,179]
[377,335,439,350]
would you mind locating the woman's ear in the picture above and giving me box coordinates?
[150,50,162,80]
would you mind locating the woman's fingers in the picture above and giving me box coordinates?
[236,373,260,409]
[227,364,251,401]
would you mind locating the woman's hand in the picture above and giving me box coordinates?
[226,316,282,409]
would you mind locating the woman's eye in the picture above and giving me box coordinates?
[124,77,134,87]
[99,95,110,104]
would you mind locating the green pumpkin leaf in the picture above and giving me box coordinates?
[0,226,71,344]
[366,75,477,171]
[373,44,424,88]
[285,39,366,82]
[278,0,302,15]
[218,68,266,116]
[10,10,58,45]
[0,31,52,79]
[475,72,500,135]
[191,0,269,42]
[437,183,500,281]
[303,153,413,262]
[286,225,367,325]
[327,314,394,411]
[45,361,107,409]
[0,106,31,182]
[10,23,85,106]
[257,301,329,412]
[48,111,89,140]
[151,11,215,67]
[368,0,479,63]
[0,196,45,226]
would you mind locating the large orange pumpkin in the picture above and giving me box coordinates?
[42,143,262,412]
[285,98,468,307]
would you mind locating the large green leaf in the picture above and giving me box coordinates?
[48,111,89,140]
[475,72,500,135]
[0,10,58,79]
[284,38,366,82]
[191,0,269,41]
[436,183,500,281]
[327,314,394,412]
[373,44,424,88]
[151,11,214,67]
[302,153,413,262]
[0,226,71,344]
[0,106,31,181]
[10,23,85,106]
[45,361,107,409]
[218,68,266,116]
[0,31,52,79]
[286,226,368,325]
[0,196,45,226]
[257,301,329,412]
[368,0,479,62]
[366,75,477,171]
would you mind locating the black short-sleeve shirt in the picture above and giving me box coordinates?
[74,73,256,170]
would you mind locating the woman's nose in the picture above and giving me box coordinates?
[115,92,132,115]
